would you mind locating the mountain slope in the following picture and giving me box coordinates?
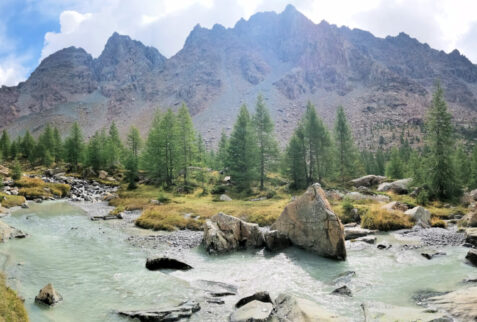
[1,4,477,149]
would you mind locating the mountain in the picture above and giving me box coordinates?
[1,4,477,149]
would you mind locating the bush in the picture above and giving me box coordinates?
[266,190,277,199]
[157,192,171,204]
[416,189,430,206]
[430,217,447,228]
[18,187,48,199]
[211,185,227,195]
[361,205,413,231]
[11,161,22,181]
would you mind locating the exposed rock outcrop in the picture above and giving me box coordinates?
[263,230,290,251]
[203,213,264,254]
[465,228,477,247]
[271,184,346,260]
[235,291,273,308]
[461,211,477,227]
[35,284,62,306]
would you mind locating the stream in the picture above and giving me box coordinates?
[0,201,475,321]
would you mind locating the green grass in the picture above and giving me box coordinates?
[0,273,29,322]
[15,177,70,199]
[360,204,413,231]
[0,193,26,208]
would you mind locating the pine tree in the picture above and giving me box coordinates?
[11,159,22,180]
[125,126,142,190]
[283,131,307,189]
[470,146,477,189]
[107,122,123,168]
[216,130,228,170]
[226,105,258,191]
[454,145,470,188]
[87,131,106,171]
[176,104,196,188]
[37,124,55,165]
[375,148,386,176]
[252,95,278,190]
[52,127,63,162]
[64,122,84,171]
[21,131,36,162]
[0,130,10,160]
[425,84,460,200]
[334,106,357,183]
[196,134,206,165]
[127,126,142,161]
[385,147,404,179]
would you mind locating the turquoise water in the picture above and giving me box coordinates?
[1,201,475,321]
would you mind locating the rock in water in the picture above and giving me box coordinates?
[145,257,193,271]
[0,220,27,242]
[35,284,63,306]
[466,249,477,266]
[271,184,346,260]
[466,228,477,247]
[263,230,290,251]
[331,285,352,297]
[118,300,200,321]
[428,287,477,321]
[344,226,376,240]
[203,213,264,254]
[404,206,431,227]
[230,300,273,322]
[235,291,273,308]
[273,294,343,321]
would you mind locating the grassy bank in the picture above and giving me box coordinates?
[0,274,28,322]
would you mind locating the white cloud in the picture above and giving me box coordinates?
[0,55,30,86]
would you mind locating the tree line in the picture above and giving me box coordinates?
[0,85,472,201]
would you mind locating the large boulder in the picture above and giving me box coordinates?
[428,287,477,321]
[230,300,273,322]
[466,249,477,266]
[235,291,273,308]
[263,230,290,251]
[461,211,477,227]
[465,228,477,247]
[404,206,431,227]
[98,170,108,180]
[35,284,63,306]
[273,294,343,321]
[0,220,27,242]
[377,178,412,194]
[203,213,264,254]
[344,226,376,240]
[118,300,200,321]
[271,184,346,260]
[350,175,386,187]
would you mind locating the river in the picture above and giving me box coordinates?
[0,201,475,321]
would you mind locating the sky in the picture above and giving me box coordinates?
[1,0,477,87]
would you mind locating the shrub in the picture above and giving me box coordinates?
[265,190,277,199]
[157,192,171,204]
[211,185,227,195]
[18,187,48,199]
[416,189,430,206]
[11,161,22,181]
[15,177,44,188]
[361,205,413,231]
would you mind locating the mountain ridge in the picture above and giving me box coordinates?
[1,4,477,149]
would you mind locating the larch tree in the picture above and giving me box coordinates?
[176,104,196,188]
[64,122,84,171]
[334,106,357,183]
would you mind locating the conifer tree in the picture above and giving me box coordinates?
[470,146,477,189]
[64,122,84,171]
[454,145,470,188]
[252,95,278,190]
[11,159,22,180]
[385,147,404,179]
[126,126,142,161]
[283,131,307,189]
[0,130,10,160]
[425,84,460,200]
[87,131,106,171]
[375,148,386,176]
[334,106,357,183]
[52,127,63,162]
[125,126,142,189]
[176,104,196,188]
[216,130,228,170]
[196,134,206,165]
[21,131,36,162]
[107,122,123,168]
[226,105,258,191]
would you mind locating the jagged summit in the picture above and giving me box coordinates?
[1,6,477,150]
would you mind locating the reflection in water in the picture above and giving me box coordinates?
[0,201,474,321]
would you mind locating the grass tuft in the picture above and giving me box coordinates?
[0,273,29,322]
[361,204,413,231]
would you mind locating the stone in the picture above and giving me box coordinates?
[465,228,477,247]
[263,230,290,251]
[98,170,108,180]
[203,213,264,254]
[377,241,392,249]
[0,165,9,176]
[377,178,412,194]
[118,300,200,321]
[421,252,446,260]
[0,221,27,242]
[355,236,376,244]
[191,280,237,297]
[344,226,376,240]
[35,284,62,306]
[381,201,409,212]
[428,286,477,321]
[466,249,477,266]
[145,257,193,271]
[344,191,390,203]
[404,206,431,227]
[350,175,386,187]
[219,194,232,201]
[273,293,343,321]
[332,271,356,285]
[331,285,352,297]
[21,203,29,209]
[461,211,477,227]
[325,190,344,201]
[230,300,273,322]
[271,184,346,260]
[235,291,273,308]
[470,189,477,201]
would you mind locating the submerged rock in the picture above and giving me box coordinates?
[273,293,343,321]
[350,175,386,187]
[332,271,356,285]
[466,249,477,266]
[203,213,264,254]
[377,241,392,249]
[331,285,352,297]
[191,280,237,297]
[421,252,446,260]
[35,284,62,306]
[263,230,290,251]
[355,236,377,244]
[235,291,273,308]
[428,287,477,321]
[145,257,193,271]
[404,206,431,227]
[230,300,273,322]
[271,184,346,260]
[118,300,200,322]
[0,220,27,242]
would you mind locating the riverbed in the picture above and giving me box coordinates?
[0,201,475,321]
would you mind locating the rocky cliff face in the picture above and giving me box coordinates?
[1,5,477,148]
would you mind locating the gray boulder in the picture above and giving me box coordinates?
[271,184,346,260]
[466,249,477,266]
[235,291,273,308]
[0,220,27,242]
[461,211,477,227]
[118,300,200,322]
[428,287,477,321]
[35,284,62,306]
[230,300,273,322]
[219,194,232,201]
[203,213,264,254]
[404,206,431,227]
[350,175,386,187]
[273,293,343,321]
[263,230,290,251]
[466,228,477,247]
[331,285,352,297]
[344,226,376,240]
[377,178,412,194]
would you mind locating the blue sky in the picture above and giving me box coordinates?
[1,0,477,87]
